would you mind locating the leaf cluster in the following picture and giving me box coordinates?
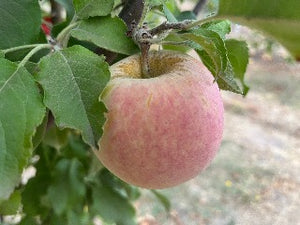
[139,0,250,94]
[21,133,139,225]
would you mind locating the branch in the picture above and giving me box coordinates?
[113,0,125,11]
[193,0,207,16]
[119,0,145,28]
[96,0,145,64]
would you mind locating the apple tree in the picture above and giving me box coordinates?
[0,0,299,224]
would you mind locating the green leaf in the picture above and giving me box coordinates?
[201,20,231,39]
[182,29,227,76]
[62,134,90,164]
[19,216,39,225]
[198,49,242,93]
[162,33,191,52]
[0,59,46,202]
[0,51,4,58]
[36,45,110,149]
[0,190,21,215]
[24,62,39,75]
[225,39,250,95]
[151,190,171,212]
[217,0,300,59]
[91,185,136,225]
[71,16,139,55]
[176,11,197,21]
[163,2,178,22]
[147,0,163,7]
[47,158,86,215]
[43,125,70,150]
[32,111,49,149]
[181,29,242,94]
[49,215,68,225]
[73,0,114,19]
[164,0,180,16]
[221,62,244,94]
[98,169,141,201]
[0,0,41,49]
[22,145,56,216]
[66,210,90,225]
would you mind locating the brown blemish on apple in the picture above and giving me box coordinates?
[146,93,153,107]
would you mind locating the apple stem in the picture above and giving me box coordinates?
[140,42,151,78]
[126,10,194,78]
[127,21,152,78]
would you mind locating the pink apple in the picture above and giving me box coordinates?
[96,50,224,189]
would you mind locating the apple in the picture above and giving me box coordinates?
[96,50,224,189]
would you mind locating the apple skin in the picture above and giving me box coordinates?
[96,50,224,189]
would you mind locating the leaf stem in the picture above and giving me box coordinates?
[161,40,191,46]
[56,21,79,47]
[18,44,52,68]
[2,44,45,54]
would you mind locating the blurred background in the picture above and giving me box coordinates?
[135,1,300,224]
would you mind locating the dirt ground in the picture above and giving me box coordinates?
[135,55,300,225]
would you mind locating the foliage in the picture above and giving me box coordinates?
[21,134,139,225]
[0,0,299,224]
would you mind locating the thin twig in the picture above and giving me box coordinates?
[96,0,145,64]
[138,1,149,27]
[149,20,192,36]
[119,0,145,28]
